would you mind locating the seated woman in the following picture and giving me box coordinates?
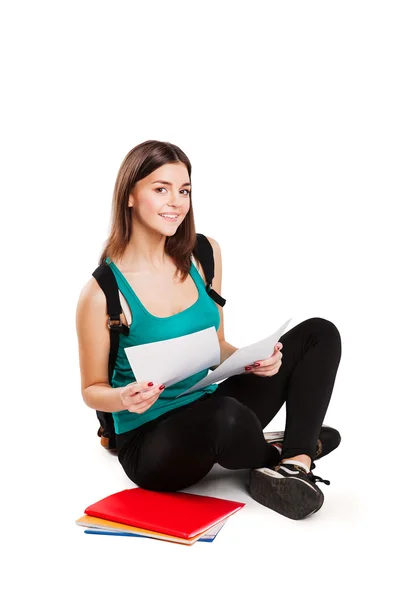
[75,139,342,521]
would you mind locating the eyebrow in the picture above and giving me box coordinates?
[151,180,191,187]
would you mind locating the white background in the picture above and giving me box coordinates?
[1,1,399,598]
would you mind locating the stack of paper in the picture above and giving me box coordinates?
[124,318,292,396]
[75,487,245,545]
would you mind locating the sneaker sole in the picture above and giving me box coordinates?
[249,468,324,520]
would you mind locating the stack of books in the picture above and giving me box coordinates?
[75,487,245,545]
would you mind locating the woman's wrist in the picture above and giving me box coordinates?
[83,383,127,413]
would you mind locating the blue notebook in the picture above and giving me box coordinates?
[83,519,226,542]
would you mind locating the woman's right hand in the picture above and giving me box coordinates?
[119,381,165,414]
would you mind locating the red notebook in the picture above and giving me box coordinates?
[84,488,245,539]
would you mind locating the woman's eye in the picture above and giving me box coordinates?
[155,187,191,195]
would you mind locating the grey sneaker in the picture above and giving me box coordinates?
[249,461,330,520]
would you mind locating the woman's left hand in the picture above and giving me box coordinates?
[245,342,283,377]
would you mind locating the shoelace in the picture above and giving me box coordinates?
[278,462,331,485]
[307,471,330,486]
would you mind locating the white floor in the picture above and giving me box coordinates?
[7,400,392,600]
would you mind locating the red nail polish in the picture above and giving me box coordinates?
[254,362,260,367]
[245,366,251,371]
[159,384,165,390]
[148,382,154,386]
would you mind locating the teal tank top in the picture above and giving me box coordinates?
[104,256,221,434]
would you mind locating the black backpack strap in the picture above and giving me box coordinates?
[92,262,130,383]
[91,262,130,450]
[194,233,226,307]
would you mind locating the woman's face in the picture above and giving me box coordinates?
[128,162,191,232]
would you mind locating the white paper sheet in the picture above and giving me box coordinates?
[124,318,292,397]
[124,326,221,389]
[176,317,291,397]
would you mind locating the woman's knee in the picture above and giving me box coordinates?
[305,317,341,347]
[133,451,212,493]
[210,395,261,435]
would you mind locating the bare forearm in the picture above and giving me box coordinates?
[84,342,239,405]
[210,340,239,370]
[83,383,124,412]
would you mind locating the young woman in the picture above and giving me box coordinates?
[75,140,342,521]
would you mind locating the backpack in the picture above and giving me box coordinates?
[91,233,226,450]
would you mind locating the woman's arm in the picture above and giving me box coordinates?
[210,340,239,370]
[83,383,125,412]
[219,340,239,362]
[75,279,125,412]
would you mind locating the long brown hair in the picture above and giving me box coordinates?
[99,140,197,283]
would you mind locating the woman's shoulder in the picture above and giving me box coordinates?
[76,277,106,314]
[192,235,220,284]
[205,235,219,251]
[195,234,219,257]
[198,235,221,264]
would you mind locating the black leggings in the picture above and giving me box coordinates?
[116,317,342,492]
